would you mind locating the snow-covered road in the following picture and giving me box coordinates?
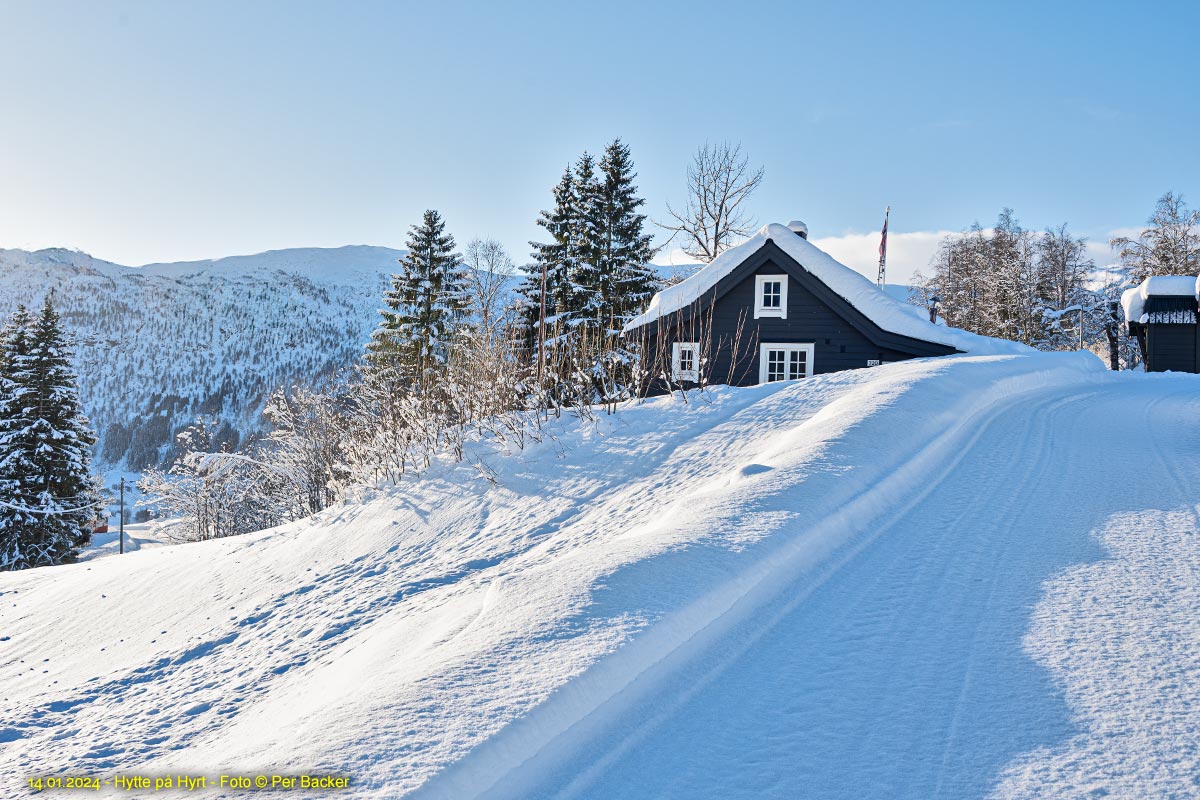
[3,354,1198,799]
[417,361,1200,800]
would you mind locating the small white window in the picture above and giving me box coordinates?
[754,274,788,319]
[671,342,700,382]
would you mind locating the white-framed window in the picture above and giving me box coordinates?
[754,274,788,319]
[671,342,700,382]
[758,343,814,383]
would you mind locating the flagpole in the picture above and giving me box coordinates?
[877,206,890,288]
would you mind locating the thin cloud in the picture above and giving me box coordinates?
[813,230,957,286]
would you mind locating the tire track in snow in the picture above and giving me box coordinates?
[991,381,1200,798]
[930,391,1097,796]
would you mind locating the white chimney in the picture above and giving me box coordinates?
[787,220,809,239]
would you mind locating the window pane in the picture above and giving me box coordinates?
[762,281,781,308]
[789,350,806,379]
[767,349,786,381]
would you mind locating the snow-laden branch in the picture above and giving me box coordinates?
[0,498,102,515]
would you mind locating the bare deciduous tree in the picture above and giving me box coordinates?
[1039,223,1093,310]
[463,238,516,339]
[1110,191,1200,282]
[657,141,764,263]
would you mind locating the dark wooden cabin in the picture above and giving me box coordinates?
[623,221,962,391]
[1122,276,1200,373]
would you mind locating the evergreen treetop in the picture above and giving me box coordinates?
[366,209,465,391]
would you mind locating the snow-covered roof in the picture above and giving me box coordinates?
[1120,275,1199,325]
[624,223,1026,355]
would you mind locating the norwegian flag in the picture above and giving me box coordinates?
[877,206,890,287]
[879,207,890,260]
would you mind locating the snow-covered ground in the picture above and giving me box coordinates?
[75,524,170,562]
[2,353,1197,798]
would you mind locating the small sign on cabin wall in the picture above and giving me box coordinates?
[867,359,881,367]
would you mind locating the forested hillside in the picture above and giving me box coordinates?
[0,246,398,469]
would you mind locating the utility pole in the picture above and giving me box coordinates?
[1079,306,1085,351]
[119,477,125,555]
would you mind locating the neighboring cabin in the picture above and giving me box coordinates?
[623,221,1001,390]
[1121,276,1200,373]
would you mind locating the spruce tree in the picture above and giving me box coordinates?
[0,299,102,570]
[526,142,658,401]
[367,210,465,392]
[571,151,604,330]
[0,306,34,569]
[597,138,657,334]
[526,154,606,335]
[525,165,587,381]
[526,166,579,333]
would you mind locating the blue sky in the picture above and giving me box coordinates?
[2,0,1197,283]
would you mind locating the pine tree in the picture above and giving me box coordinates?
[0,299,103,570]
[566,140,659,404]
[366,210,466,392]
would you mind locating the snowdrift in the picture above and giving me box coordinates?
[7,351,1185,799]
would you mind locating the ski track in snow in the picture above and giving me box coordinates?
[991,391,1200,799]
[1,353,1197,799]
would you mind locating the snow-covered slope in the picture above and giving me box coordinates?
[0,246,401,468]
[3,352,1198,799]
[136,245,406,285]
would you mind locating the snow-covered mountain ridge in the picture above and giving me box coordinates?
[0,245,403,468]
[5,352,1196,798]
